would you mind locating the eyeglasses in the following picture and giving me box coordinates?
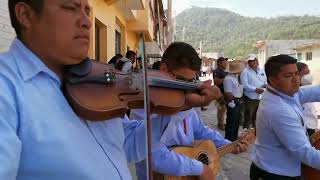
[170,72,197,83]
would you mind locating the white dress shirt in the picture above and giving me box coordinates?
[224,74,243,98]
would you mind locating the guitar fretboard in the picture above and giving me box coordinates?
[217,139,241,157]
[217,129,255,157]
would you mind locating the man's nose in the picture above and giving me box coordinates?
[292,74,300,84]
[79,10,91,30]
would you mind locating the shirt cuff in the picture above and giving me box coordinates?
[190,159,204,175]
[245,86,257,92]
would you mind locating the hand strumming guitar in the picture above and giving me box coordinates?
[199,165,214,180]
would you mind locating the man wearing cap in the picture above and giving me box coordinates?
[213,57,228,130]
[240,54,267,129]
[223,62,244,141]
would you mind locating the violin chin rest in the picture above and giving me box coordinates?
[68,58,93,77]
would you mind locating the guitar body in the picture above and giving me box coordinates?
[153,129,255,180]
[302,131,320,180]
[153,140,220,180]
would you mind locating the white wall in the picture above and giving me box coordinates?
[298,47,320,84]
[299,48,320,69]
[0,0,15,52]
[257,49,267,66]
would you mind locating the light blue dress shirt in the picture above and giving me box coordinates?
[130,108,231,179]
[0,38,146,180]
[240,67,267,100]
[251,85,320,176]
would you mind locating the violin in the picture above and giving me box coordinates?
[63,58,199,121]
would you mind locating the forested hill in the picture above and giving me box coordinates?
[174,7,320,58]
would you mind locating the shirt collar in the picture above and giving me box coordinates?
[120,57,131,62]
[9,38,61,85]
[228,73,237,78]
[248,66,260,73]
[267,85,298,104]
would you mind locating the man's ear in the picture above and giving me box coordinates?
[15,2,36,32]
[159,63,169,72]
[268,76,275,86]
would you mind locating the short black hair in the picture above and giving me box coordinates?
[152,61,161,70]
[265,54,297,83]
[126,51,136,59]
[8,0,44,37]
[161,42,202,71]
[217,57,228,64]
[296,62,308,74]
[108,54,123,65]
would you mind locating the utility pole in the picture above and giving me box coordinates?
[182,27,185,42]
[199,41,203,58]
[167,0,173,44]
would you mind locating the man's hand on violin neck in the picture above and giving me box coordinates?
[185,80,222,107]
[199,80,222,105]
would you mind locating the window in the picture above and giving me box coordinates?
[297,53,302,61]
[306,52,312,61]
[95,23,100,61]
[115,30,121,55]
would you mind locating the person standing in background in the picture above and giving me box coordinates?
[108,54,123,65]
[223,62,244,141]
[213,57,228,130]
[115,50,136,73]
[240,54,267,129]
[297,62,318,136]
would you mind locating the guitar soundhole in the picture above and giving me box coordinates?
[198,153,209,165]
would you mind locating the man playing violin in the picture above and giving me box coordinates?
[130,42,249,180]
[0,0,219,180]
[250,55,320,180]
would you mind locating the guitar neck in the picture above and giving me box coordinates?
[217,140,240,157]
[218,128,256,157]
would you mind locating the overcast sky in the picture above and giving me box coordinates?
[167,0,320,17]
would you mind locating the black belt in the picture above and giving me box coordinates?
[250,163,301,180]
[233,98,242,103]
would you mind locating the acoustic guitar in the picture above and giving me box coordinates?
[153,128,256,180]
[302,130,320,180]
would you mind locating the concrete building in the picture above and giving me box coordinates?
[88,0,168,63]
[255,39,320,66]
[293,43,320,70]
[293,43,320,84]
[0,0,168,64]
[0,0,15,53]
[202,52,221,70]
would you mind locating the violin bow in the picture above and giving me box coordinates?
[139,33,153,180]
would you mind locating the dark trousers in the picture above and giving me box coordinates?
[307,128,315,136]
[250,163,301,180]
[225,99,241,142]
[243,96,260,129]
